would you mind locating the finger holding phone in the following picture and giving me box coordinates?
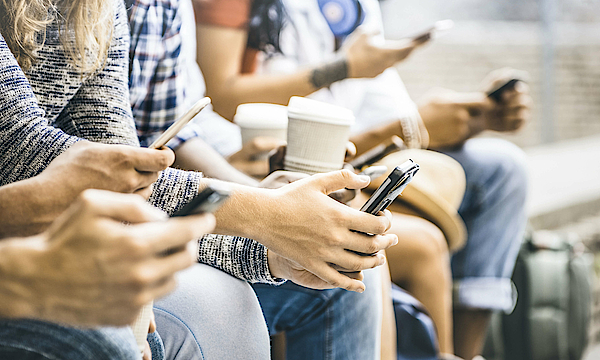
[480,68,532,132]
[343,20,452,79]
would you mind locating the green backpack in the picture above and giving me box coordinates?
[483,230,594,360]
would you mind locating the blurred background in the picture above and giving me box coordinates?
[379,0,600,358]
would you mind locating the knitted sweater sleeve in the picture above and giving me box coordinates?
[55,0,139,146]
[0,2,279,285]
[0,37,80,185]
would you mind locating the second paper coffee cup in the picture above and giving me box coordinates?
[285,96,354,175]
[234,103,288,146]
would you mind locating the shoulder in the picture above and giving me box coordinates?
[192,0,252,28]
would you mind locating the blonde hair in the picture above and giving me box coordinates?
[0,0,113,73]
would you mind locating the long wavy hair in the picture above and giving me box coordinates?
[247,0,285,53]
[0,0,113,73]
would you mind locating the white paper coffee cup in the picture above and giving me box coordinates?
[285,96,354,175]
[131,301,153,354]
[234,103,288,146]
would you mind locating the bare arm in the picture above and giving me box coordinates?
[174,137,259,186]
[196,25,423,120]
[196,25,316,120]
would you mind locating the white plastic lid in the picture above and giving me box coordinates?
[287,96,355,125]
[234,103,288,129]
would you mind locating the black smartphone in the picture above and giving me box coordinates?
[486,79,519,102]
[349,136,406,171]
[360,160,419,215]
[171,184,231,217]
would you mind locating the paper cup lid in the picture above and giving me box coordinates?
[287,96,355,125]
[234,103,288,129]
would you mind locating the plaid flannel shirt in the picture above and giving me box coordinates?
[127,0,204,148]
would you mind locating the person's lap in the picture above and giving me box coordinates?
[0,319,139,360]
[153,263,270,360]
[252,267,382,360]
[441,138,528,311]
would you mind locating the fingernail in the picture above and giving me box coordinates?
[392,234,399,246]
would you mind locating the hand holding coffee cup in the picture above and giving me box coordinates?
[234,103,288,158]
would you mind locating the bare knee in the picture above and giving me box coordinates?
[411,219,450,263]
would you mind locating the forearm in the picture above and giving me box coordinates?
[0,177,79,238]
[173,138,258,186]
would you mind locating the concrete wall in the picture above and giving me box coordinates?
[380,0,600,147]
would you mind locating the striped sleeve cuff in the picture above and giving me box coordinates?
[198,234,286,285]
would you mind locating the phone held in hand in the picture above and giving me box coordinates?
[486,78,519,102]
[149,97,211,149]
[171,184,231,217]
[360,160,419,215]
[408,19,454,43]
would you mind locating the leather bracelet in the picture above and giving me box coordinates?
[310,57,348,89]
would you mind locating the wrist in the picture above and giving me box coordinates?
[266,250,288,280]
[310,57,348,89]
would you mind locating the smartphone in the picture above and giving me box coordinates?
[349,136,406,171]
[149,97,212,149]
[359,165,388,181]
[171,184,231,217]
[408,19,454,43]
[360,159,419,215]
[486,78,519,102]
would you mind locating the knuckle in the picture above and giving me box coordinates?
[328,278,341,288]
[350,260,363,272]
[365,240,379,254]
[132,267,154,287]
[374,220,387,235]
[127,237,149,257]
[125,177,139,192]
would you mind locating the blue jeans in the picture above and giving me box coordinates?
[0,319,139,359]
[252,267,383,360]
[442,138,528,312]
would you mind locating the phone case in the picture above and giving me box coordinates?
[171,186,231,217]
[360,160,419,215]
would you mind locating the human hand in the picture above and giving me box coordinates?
[254,170,397,292]
[344,29,426,79]
[268,142,357,174]
[259,170,309,189]
[40,141,174,200]
[417,88,493,148]
[268,250,365,290]
[267,145,359,203]
[1,190,215,327]
[480,68,532,132]
[228,136,285,177]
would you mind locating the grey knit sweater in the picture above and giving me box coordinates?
[0,0,277,284]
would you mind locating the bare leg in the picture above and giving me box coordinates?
[453,309,491,360]
[380,262,397,360]
[384,211,454,355]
